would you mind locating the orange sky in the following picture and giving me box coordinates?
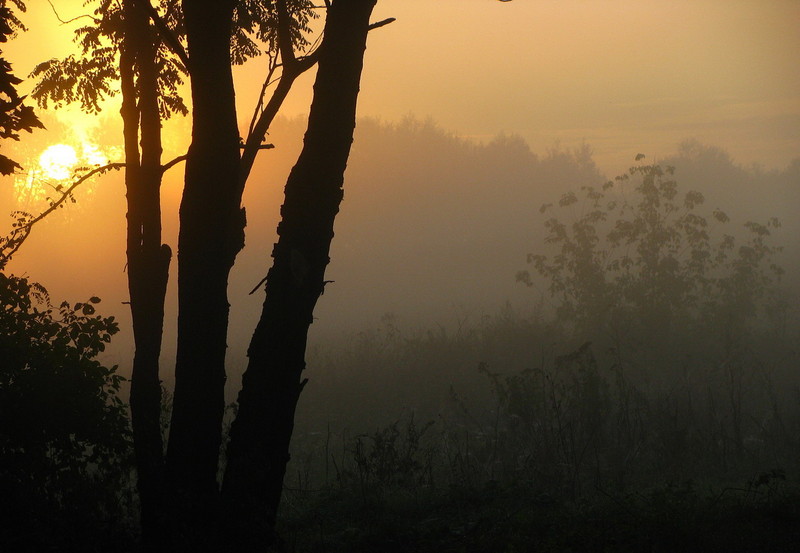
[5,0,799,174]
[2,0,798,378]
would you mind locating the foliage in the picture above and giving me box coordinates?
[30,0,186,117]
[0,272,133,549]
[517,158,785,357]
[273,322,800,552]
[30,0,317,117]
[279,412,800,553]
[232,0,318,65]
[350,417,434,493]
[0,1,44,175]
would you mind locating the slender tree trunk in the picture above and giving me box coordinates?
[165,0,241,545]
[221,0,377,546]
[122,0,170,546]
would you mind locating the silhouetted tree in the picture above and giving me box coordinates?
[119,1,174,541]
[0,1,43,175]
[163,1,241,543]
[31,1,185,541]
[164,2,316,547]
[31,1,316,544]
[28,0,392,548]
[169,1,381,548]
[221,1,377,545]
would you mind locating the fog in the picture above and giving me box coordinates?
[5,3,800,549]
[4,2,797,384]
[3,113,798,408]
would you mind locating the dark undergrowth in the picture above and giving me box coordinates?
[277,474,800,553]
[278,291,800,553]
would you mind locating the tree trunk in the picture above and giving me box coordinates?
[122,0,170,546]
[165,0,241,545]
[221,0,377,546]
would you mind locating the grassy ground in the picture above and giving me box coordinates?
[278,477,800,553]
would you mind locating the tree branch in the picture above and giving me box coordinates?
[162,144,274,177]
[46,0,99,25]
[239,61,313,186]
[28,163,125,228]
[133,0,189,68]
[247,55,279,140]
[160,154,187,174]
[1,162,125,268]
[368,17,395,31]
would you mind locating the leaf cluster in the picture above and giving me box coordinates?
[30,0,187,117]
[232,0,317,65]
[30,0,317,118]
[0,0,27,34]
[0,2,44,175]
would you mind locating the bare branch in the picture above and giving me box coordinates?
[368,17,395,31]
[247,55,279,141]
[28,163,125,227]
[248,274,267,295]
[239,55,316,185]
[162,144,273,177]
[161,154,187,174]
[47,0,100,25]
[1,162,125,267]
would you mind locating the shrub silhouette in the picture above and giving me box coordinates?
[0,272,132,549]
[518,158,786,370]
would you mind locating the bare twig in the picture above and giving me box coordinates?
[162,144,274,177]
[160,154,187,174]
[368,17,395,31]
[247,55,279,141]
[47,0,100,24]
[248,274,268,295]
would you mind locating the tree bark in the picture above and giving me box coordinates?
[221,0,377,546]
[165,0,241,545]
[122,0,170,546]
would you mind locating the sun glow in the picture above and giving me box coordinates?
[13,140,113,207]
[39,144,79,181]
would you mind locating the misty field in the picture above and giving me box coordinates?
[278,308,800,552]
[13,304,797,552]
[4,119,800,551]
[2,0,799,550]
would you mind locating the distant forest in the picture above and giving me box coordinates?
[230,116,800,343]
[6,113,797,382]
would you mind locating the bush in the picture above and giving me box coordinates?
[518,158,787,378]
[0,272,133,550]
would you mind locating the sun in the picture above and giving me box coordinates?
[13,140,114,207]
[39,143,79,181]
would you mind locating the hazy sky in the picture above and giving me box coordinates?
[3,0,798,379]
[6,0,799,174]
